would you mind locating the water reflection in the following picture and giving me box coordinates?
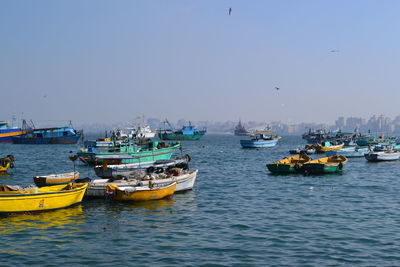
[0,205,85,234]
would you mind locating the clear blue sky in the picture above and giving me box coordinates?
[1,0,400,125]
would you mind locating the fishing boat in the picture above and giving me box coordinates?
[12,120,81,144]
[240,130,280,148]
[86,169,197,197]
[364,146,400,162]
[302,155,348,174]
[289,144,316,155]
[33,171,80,187]
[234,120,249,136]
[0,121,27,142]
[106,182,176,202]
[94,155,190,179]
[0,183,88,214]
[0,155,15,174]
[314,141,344,153]
[325,147,369,157]
[158,120,206,141]
[266,154,312,174]
[302,129,354,144]
[77,141,180,166]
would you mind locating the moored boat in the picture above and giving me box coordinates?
[314,141,344,153]
[325,147,369,157]
[0,121,27,142]
[364,147,400,162]
[106,182,176,202]
[234,120,249,136]
[267,154,312,174]
[302,155,348,174]
[33,171,80,187]
[158,120,206,141]
[77,141,180,166]
[0,183,88,214]
[87,169,197,197]
[240,130,280,148]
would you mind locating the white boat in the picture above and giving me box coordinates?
[86,169,198,197]
[126,125,155,139]
[364,150,400,161]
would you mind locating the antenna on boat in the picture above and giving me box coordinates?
[68,152,78,178]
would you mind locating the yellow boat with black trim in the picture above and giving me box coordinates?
[106,182,176,202]
[266,154,312,174]
[0,183,88,214]
[33,171,80,187]
[0,155,15,174]
[302,155,348,174]
[315,141,344,153]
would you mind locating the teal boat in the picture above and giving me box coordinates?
[158,121,206,141]
[77,141,180,166]
[266,154,312,174]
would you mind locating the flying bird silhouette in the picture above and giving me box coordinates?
[228,8,232,15]
[330,49,339,53]
[275,87,280,91]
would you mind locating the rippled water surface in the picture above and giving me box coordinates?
[1,135,400,266]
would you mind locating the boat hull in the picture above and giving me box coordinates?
[34,172,80,187]
[0,129,27,142]
[240,139,278,148]
[158,133,205,141]
[364,152,400,161]
[87,170,197,197]
[326,147,369,157]
[0,183,87,213]
[302,163,343,174]
[12,135,81,144]
[108,183,176,201]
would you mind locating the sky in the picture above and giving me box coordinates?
[1,0,400,126]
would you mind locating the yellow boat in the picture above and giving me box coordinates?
[302,155,348,174]
[33,171,80,187]
[106,182,176,202]
[0,155,15,174]
[315,141,344,153]
[266,154,312,173]
[0,183,88,214]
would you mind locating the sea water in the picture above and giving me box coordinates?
[0,135,399,266]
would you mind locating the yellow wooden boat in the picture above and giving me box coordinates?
[0,155,15,174]
[302,155,348,174]
[33,171,80,187]
[106,182,176,202]
[0,183,88,214]
[315,141,344,153]
[267,154,312,173]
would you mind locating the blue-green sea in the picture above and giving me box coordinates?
[1,135,400,266]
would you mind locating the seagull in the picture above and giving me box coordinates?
[330,49,339,53]
[228,7,232,15]
[275,87,280,91]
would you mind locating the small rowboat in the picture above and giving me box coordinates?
[315,141,344,153]
[302,155,348,174]
[0,183,88,214]
[33,172,80,187]
[106,182,176,202]
[0,155,15,174]
[267,154,312,174]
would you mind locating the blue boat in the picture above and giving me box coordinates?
[325,147,369,157]
[158,121,206,141]
[240,131,280,148]
[0,121,27,143]
[12,122,81,144]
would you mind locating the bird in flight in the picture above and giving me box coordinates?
[330,49,339,53]
[228,7,232,15]
[275,87,280,91]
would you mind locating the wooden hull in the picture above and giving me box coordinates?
[108,182,176,201]
[267,154,312,174]
[315,144,344,152]
[0,183,88,213]
[87,170,197,197]
[302,156,347,174]
[34,172,80,187]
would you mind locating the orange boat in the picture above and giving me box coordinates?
[33,172,80,187]
[106,182,176,202]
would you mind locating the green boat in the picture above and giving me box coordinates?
[301,155,348,174]
[267,154,312,174]
[77,141,180,166]
[158,121,206,141]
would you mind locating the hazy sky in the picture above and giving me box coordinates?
[1,0,400,125]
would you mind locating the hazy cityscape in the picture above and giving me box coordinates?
[74,114,400,136]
